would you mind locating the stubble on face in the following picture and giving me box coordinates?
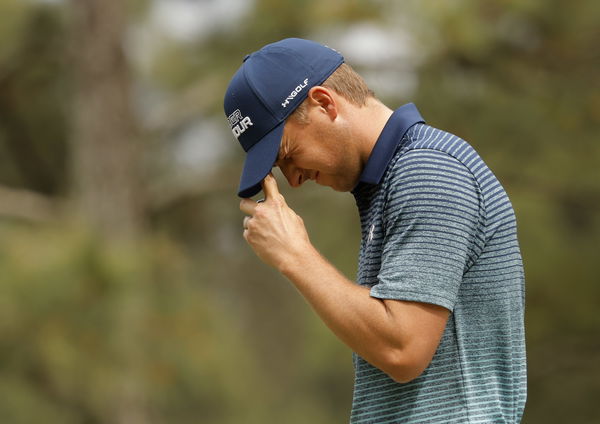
[313,118,362,191]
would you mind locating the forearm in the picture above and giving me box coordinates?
[279,244,408,375]
[239,178,445,382]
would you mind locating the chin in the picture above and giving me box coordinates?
[318,176,355,192]
[330,182,353,192]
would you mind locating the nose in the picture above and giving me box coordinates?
[279,163,305,188]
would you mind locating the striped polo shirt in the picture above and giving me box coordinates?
[350,104,526,423]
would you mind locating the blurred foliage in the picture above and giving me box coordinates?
[0,0,599,423]
[0,223,262,423]
[0,1,68,195]
[0,222,353,423]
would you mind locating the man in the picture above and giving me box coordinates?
[224,38,526,423]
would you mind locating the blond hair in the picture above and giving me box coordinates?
[288,63,374,125]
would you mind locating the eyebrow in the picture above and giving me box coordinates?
[277,137,288,162]
[275,146,283,164]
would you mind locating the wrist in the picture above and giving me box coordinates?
[278,241,320,278]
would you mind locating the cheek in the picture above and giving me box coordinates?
[293,145,330,170]
[294,126,349,172]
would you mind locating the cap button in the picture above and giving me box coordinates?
[243,54,251,62]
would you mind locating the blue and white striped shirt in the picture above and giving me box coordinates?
[350,105,526,423]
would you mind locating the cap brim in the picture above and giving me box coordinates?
[237,121,284,198]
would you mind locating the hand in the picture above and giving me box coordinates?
[240,174,312,271]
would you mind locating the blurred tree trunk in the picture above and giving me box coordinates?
[68,0,148,420]
[69,0,144,238]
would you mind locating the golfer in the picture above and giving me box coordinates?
[224,38,526,423]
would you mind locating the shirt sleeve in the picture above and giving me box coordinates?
[370,149,484,311]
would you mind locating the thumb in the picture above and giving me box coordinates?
[261,173,280,200]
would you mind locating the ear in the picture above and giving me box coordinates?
[306,86,338,121]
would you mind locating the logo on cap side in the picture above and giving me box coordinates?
[228,109,253,139]
[281,78,309,108]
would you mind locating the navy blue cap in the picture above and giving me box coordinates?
[224,38,344,198]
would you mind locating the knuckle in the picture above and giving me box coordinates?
[253,208,264,219]
[246,233,257,244]
[271,194,285,206]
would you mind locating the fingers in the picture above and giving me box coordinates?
[261,173,280,200]
[240,199,261,239]
[240,174,283,242]
[242,215,254,243]
[243,216,251,229]
[240,198,258,215]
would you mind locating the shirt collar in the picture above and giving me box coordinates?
[356,103,425,186]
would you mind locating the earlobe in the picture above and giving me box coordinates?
[325,97,338,120]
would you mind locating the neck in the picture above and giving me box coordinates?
[353,98,394,166]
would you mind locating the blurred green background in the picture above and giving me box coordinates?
[0,0,598,423]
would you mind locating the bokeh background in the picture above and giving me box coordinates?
[0,0,598,423]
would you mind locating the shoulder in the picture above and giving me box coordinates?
[384,147,479,199]
[380,145,483,230]
[404,123,470,156]
[383,124,484,192]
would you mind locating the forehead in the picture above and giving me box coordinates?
[278,114,313,159]
[281,116,305,142]
[275,123,289,162]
